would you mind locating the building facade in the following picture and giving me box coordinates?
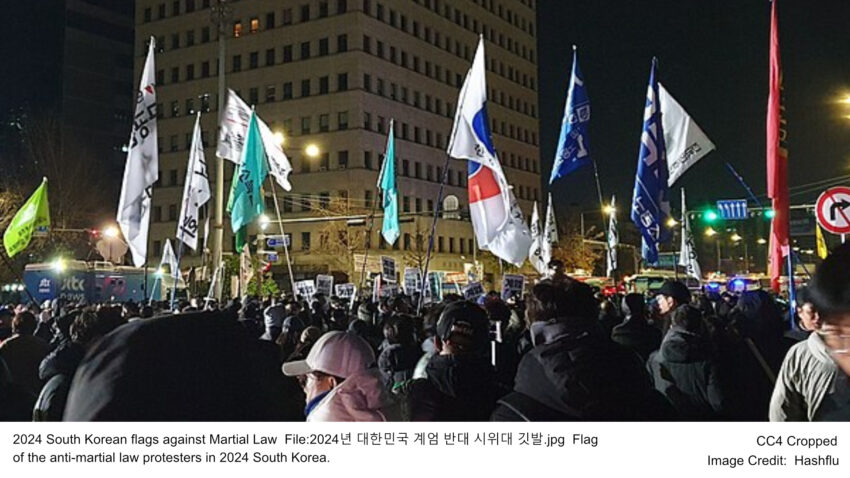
[134,0,540,287]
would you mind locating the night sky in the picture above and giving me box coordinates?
[537,0,850,215]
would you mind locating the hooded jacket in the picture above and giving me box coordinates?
[492,319,675,421]
[647,326,725,420]
[769,332,849,421]
[307,368,400,422]
[32,342,85,421]
[405,353,502,421]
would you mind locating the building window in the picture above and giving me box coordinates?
[301,232,311,251]
[185,98,195,115]
[168,204,177,221]
[319,1,329,17]
[265,85,276,103]
[364,151,372,170]
[319,192,330,208]
[250,18,260,33]
[402,160,409,177]
[232,54,241,72]
[186,30,195,47]
[283,45,293,62]
[266,12,275,29]
[301,79,311,97]
[233,21,242,37]
[170,33,180,49]
[320,154,330,170]
[282,8,293,25]
[337,34,348,52]
[338,111,348,130]
[249,87,258,105]
[201,94,210,112]
[144,7,152,22]
[201,61,210,78]
[301,117,311,134]
[282,82,293,99]
[266,48,275,66]
[153,207,162,223]
[365,190,373,209]
[403,196,410,213]
[300,4,310,22]
[337,73,348,91]
[319,38,329,56]
[319,76,329,94]
[363,74,371,91]
[338,0,348,14]
[201,27,210,43]
[338,151,349,169]
[363,35,371,53]
[300,41,311,59]
[170,67,179,83]
[319,114,329,132]
[363,112,371,130]
[249,51,259,69]
[438,236,444,253]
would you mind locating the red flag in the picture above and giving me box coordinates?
[767,0,789,291]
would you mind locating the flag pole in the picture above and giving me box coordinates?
[416,153,453,316]
[268,178,297,298]
[357,185,381,298]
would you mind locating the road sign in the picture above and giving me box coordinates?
[265,253,279,263]
[816,186,850,235]
[716,200,748,220]
[266,234,290,248]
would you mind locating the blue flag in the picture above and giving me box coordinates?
[228,110,268,253]
[378,119,399,245]
[630,58,672,263]
[550,47,591,184]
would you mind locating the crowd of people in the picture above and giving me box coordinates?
[2,244,850,422]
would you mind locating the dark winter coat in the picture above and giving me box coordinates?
[32,342,85,421]
[612,317,662,362]
[647,326,725,420]
[491,319,676,421]
[404,353,503,421]
[377,342,422,388]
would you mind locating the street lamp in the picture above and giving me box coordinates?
[304,143,321,158]
[103,226,120,238]
[273,131,285,147]
[666,217,679,228]
[704,227,717,237]
[602,205,616,217]
[259,214,271,231]
[757,238,767,245]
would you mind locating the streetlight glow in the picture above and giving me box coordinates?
[757,238,767,245]
[273,131,285,147]
[602,205,616,216]
[52,258,66,273]
[666,217,678,228]
[704,227,717,237]
[259,214,271,231]
[103,226,120,238]
[305,143,321,158]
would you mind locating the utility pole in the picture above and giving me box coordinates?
[211,0,232,300]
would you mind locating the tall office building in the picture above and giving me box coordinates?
[1,0,134,218]
[134,0,540,286]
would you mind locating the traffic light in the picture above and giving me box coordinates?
[704,210,719,223]
[764,209,776,219]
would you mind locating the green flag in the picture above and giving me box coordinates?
[228,111,268,253]
[4,178,50,258]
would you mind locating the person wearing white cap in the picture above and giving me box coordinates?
[282,331,400,421]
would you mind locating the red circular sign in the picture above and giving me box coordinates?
[816,186,850,235]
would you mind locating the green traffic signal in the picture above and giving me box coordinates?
[764,209,776,219]
[705,210,718,222]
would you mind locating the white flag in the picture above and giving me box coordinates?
[160,239,179,280]
[679,189,702,280]
[607,195,619,278]
[542,193,558,268]
[176,113,211,251]
[117,37,158,267]
[240,243,254,296]
[660,83,716,186]
[447,36,531,266]
[528,202,546,274]
[217,89,293,190]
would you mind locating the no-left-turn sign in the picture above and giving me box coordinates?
[816,186,850,235]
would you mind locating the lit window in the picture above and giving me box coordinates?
[250,18,259,33]
[233,21,242,37]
